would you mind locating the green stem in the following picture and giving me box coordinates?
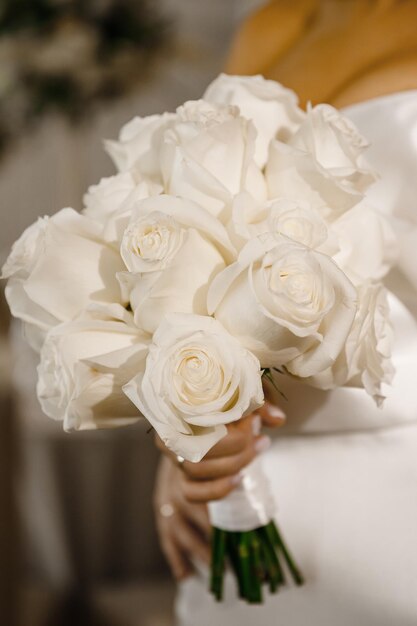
[262,368,288,401]
[238,532,252,600]
[259,526,283,592]
[209,523,304,603]
[227,533,245,598]
[248,531,263,604]
[210,527,227,601]
[268,522,304,586]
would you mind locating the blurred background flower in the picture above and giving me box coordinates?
[0,0,171,155]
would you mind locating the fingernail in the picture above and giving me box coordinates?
[252,414,261,436]
[266,403,286,420]
[255,435,271,454]
[230,473,243,485]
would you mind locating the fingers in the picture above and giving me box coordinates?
[180,411,272,484]
[203,428,249,459]
[174,517,211,565]
[157,506,211,580]
[182,434,270,481]
[228,412,256,433]
[180,434,271,504]
[154,456,212,582]
[159,534,192,581]
[180,473,242,504]
[184,503,211,538]
[257,401,286,428]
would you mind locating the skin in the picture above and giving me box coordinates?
[226,0,417,108]
[154,455,212,580]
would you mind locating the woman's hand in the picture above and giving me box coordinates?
[155,399,286,505]
[154,454,211,581]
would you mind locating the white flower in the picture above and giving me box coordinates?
[122,212,185,273]
[119,195,234,333]
[105,112,176,179]
[83,172,138,222]
[37,308,149,430]
[264,94,380,221]
[229,192,328,251]
[123,313,264,462]
[306,282,394,405]
[290,103,376,192]
[229,193,396,289]
[208,234,357,377]
[83,172,162,244]
[325,202,398,285]
[1,216,48,280]
[1,208,125,351]
[266,138,362,221]
[161,100,266,218]
[204,74,305,168]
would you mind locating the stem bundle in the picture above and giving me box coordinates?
[210,521,304,604]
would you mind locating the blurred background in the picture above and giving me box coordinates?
[0,1,265,625]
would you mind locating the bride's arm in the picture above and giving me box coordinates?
[332,51,417,108]
[225,0,315,76]
[226,0,417,108]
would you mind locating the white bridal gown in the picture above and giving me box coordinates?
[176,91,417,626]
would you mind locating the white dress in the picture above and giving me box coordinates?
[176,91,417,626]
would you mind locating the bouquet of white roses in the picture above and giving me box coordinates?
[2,74,397,603]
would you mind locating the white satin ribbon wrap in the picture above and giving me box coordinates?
[208,457,275,531]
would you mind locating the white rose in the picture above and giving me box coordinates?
[324,202,398,285]
[266,138,362,221]
[290,103,376,192]
[208,234,357,377]
[83,172,138,223]
[83,172,162,244]
[1,217,52,350]
[1,216,48,280]
[37,308,149,430]
[105,112,175,179]
[229,193,396,288]
[122,212,185,273]
[119,195,234,333]
[160,100,267,219]
[123,313,264,462]
[204,74,305,168]
[229,192,328,251]
[1,208,125,351]
[306,282,394,405]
